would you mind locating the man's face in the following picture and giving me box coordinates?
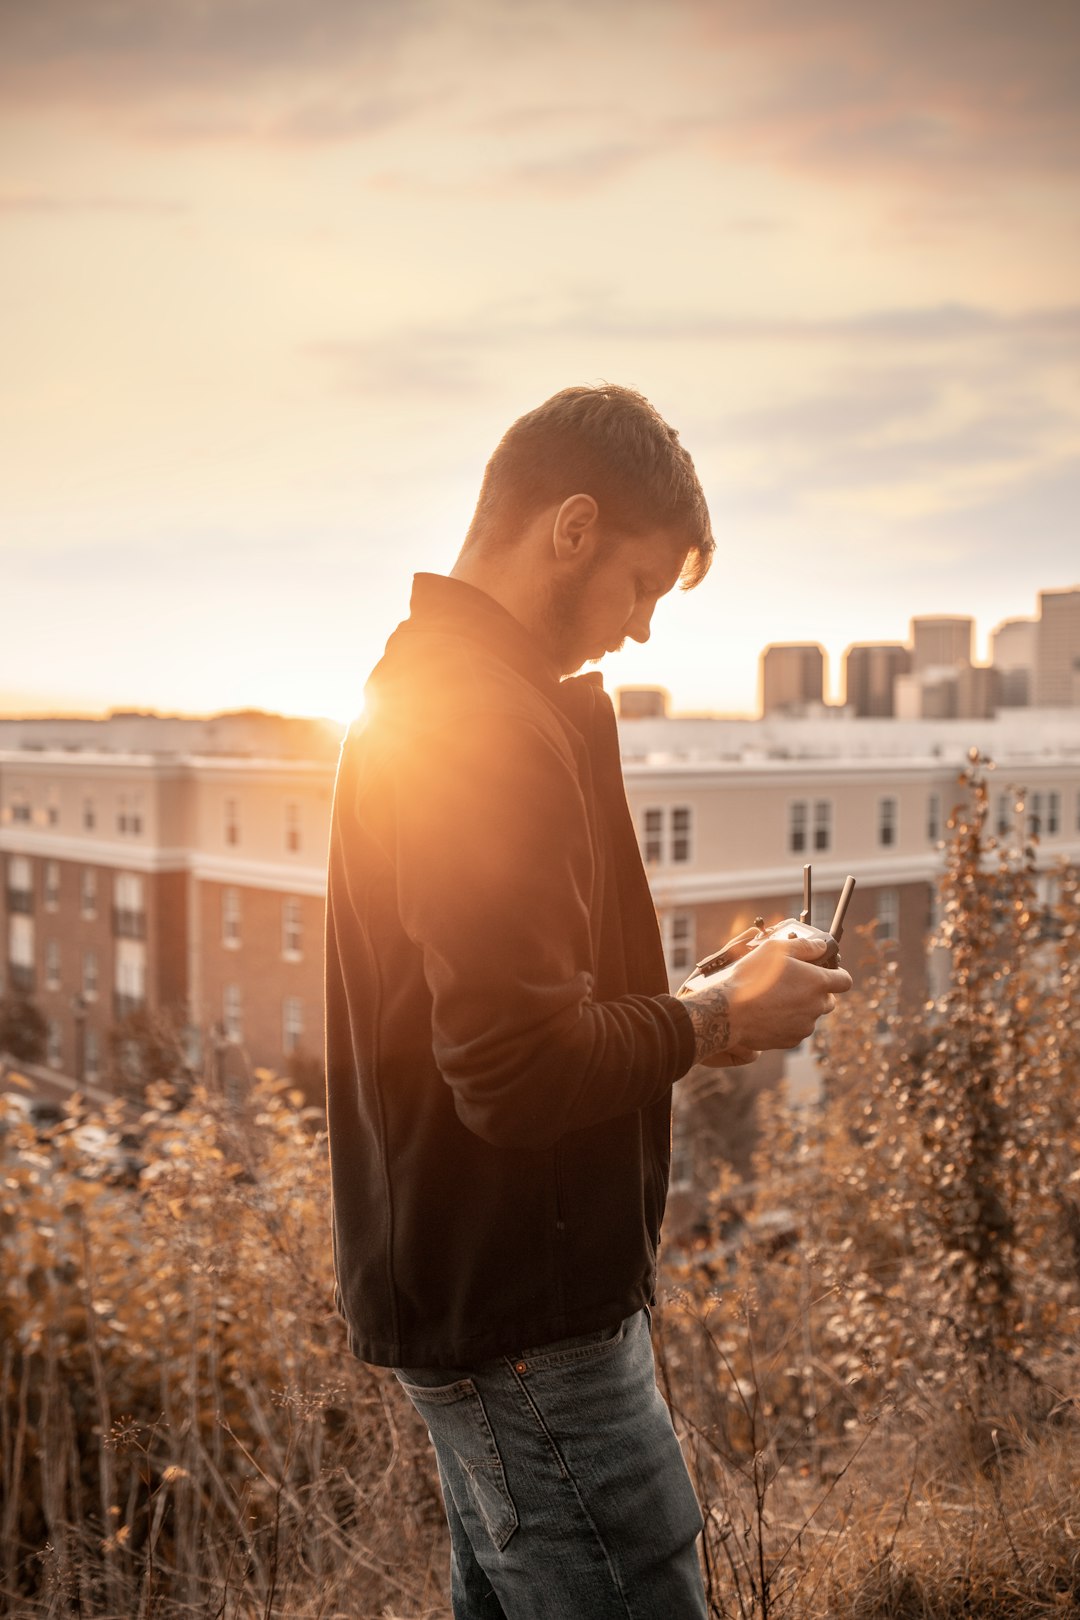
[545,530,690,677]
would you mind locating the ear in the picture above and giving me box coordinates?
[551,493,600,565]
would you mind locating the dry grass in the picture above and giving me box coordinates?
[2,1076,1078,1619]
[0,1075,450,1620]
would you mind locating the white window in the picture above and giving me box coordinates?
[83,797,96,832]
[11,795,31,824]
[47,794,59,828]
[83,948,98,1002]
[811,892,838,934]
[116,794,143,836]
[285,802,301,853]
[282,897,303,959]
[46,1018,62,1070]
[671,806,692,863]
[666,911,695,973]
[877,888,899,942]
[224,798,240,847]
[1028,791,1043,838]
[9,854,32,890]
[669,1106,694,1194]
[222,887,241,948]
[789,800,808,854]
[1036,872,1060,911]
[1047,791,1061,836]
[81,869,98,920]
[813,799,832,853]
[45,940,61,992]
[115,938,146,1013]
[641,806,692,865]
[878,797,898,848]
[283,996,303,1055]
[996,791,1013,838]
[9,916,34,986]
[114,872,144,910]
[927,792,941,843]
[84,1026,100,1083]
[44,861,60,910]
[113,871,145,937]
[643,808,663,864]
[223,984,243,1043]
[8,855,32,910]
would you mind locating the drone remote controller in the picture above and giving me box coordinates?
[678,867,856,996]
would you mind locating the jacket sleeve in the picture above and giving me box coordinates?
[389,705,695,1151]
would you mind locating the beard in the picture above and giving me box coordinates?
[538,559,607,677]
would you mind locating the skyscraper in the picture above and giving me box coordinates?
[990,617,1037,707]
[910,616,974,672]
[843,643,912,717]
[1034,587,1080,706]
[760,643,826,716]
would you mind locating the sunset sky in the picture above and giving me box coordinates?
[2,0,1078,721]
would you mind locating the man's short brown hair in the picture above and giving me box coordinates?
[465,384,714,587]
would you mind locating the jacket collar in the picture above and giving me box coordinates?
[405,573,608,714]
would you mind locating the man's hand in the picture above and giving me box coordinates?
[679,927,852,1067]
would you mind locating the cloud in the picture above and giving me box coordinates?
[685,0,1080,180]
[0,0,430,138]
[0,0,426,86]
[308,299,1080,391]
[309,336,488,400]
[0,188,188,215]
[4,0,1077,189]
[370,139,649,198]
[307,296,1080,546]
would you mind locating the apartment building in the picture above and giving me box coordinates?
[3,711,1079,1104]
[0,746,332,1090]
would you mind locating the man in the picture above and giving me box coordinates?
[325,384,852,1618]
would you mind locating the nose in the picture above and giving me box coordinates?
[626,605,653,645]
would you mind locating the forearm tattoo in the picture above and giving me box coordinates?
[684,988,732,1061]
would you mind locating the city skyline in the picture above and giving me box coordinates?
[3,0,1079,721]
[3,576,1075,724]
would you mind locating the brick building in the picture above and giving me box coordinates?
[0,742,332,1091]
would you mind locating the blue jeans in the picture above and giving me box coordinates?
[394,1308,707,1619]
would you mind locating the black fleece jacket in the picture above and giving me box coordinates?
[325,573,696,1367]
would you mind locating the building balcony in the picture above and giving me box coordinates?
[112,907,147,940]
[5,889,33,915]
[113,991,147,1023]
[7,962,35,994]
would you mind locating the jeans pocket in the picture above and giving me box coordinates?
[395,1374,519,1552]
[518,1314,629,1373]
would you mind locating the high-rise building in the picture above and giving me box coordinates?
[843,643,912,717]
[616,686,669,720]
[910,616,973,673]
[990,617,1037,707]
[760,643,826,716]
[956,664,998,721]
[1034,587,1080,707]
